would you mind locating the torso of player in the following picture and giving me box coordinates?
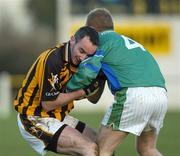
[98,31,166,93]
[14,43,76,121]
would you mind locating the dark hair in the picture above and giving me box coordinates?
[74,26,99,46]
[86,8,114,32]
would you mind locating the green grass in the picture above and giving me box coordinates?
[0,110,179,156]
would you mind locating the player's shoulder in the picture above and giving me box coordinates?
[35,48,60,70]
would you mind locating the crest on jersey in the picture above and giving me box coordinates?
[48,73,59,91]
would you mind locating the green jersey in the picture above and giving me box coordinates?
[67,30,165,94]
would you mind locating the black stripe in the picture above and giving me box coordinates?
[60,105,68,120]
[75,121,85,133]
[45,124,67,152]
[47,110,56,118]
[34,104,42,116]
[22,84,39,114]
[29,85,39,106]
[18,59,39,106]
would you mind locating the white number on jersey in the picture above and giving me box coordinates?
[121,35,146,51]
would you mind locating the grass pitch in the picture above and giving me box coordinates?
[0,110,179,156]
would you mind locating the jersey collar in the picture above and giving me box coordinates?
[64,41,77,72]
[64,42,69,62]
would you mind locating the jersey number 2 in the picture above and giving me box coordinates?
[122,35,145,51]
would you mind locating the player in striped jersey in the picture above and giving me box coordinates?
[67,8,168,156]
[13,26,100,156]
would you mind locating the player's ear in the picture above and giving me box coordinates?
[70,36,76,44]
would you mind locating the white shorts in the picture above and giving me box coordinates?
[17,114,85,155]
[102,87,168,136]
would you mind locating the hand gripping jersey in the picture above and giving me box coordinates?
[14,42,77,120]
[67,30,166,94]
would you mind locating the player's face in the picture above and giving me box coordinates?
[70,36,97,65]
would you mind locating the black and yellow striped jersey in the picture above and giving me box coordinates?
[14,42,77,121]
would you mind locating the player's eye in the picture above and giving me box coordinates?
[79,48,86,54]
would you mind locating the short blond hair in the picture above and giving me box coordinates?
[86,8,114,32]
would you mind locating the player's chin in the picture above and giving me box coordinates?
[73,59,79,66]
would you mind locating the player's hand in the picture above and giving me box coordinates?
[83,70,106,97]
[83,79,100,97]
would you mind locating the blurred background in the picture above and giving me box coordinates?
[0,0,180,156]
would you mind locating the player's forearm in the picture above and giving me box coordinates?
[42,89,85,112]
[56,90,85,107]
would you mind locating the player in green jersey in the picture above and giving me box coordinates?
[67,8,168,156]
